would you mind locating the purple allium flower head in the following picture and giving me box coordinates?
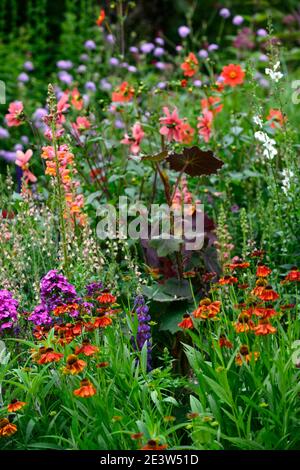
[231,204,240,213]
[193,79,202,87]
[157,81,166,89]
[233,27,254,50]
[233,15,244,26]
[140,42,154,54]
[58,71,73,85]
[77,64,87,73]
[83,94,90,106]
[259,78,269,88]
[121,62,128,68]
[115,119,125,129]
[23,61,34,71]
[0,127,9,139]
[257,28,268,37]
[176,45,183,52]
[129,46,139,54]
[198,49,208,58]
[21,135,29,145]
[80,53,89,62]
[109,57,119,66]
[100,79,112,91]
[155,61,166,70]
[84,40,96,50]
[0,290,18,331]
[28,303,52,326]
[208,43,219,52]
[259,54,268,62]
[131,294,152,371]
[154,47,164,57]
[128,65,137,73]
[86,281,103,297]
[85,81,96,92]
[57,60,73,70]
[14,143,23,151]
[178,25,190,38]
[155,37,164,45]
[106,34,115,44]
[0,150,16,162]
[33,107,48,121]
[219,8,230,19]
[18,72,29,83]
[40,270,77,311]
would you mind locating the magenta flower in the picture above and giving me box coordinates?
[159,107,183,142]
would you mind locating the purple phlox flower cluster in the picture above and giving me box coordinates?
[40,270,77,310]
[28,303,52,326]
[132,294,152,371]
[0,290,18,331]
[86,281,103,297]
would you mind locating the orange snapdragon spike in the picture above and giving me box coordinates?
[181,52,198,77]
[73,379,96,398]
[7,400,26,413]
[63,354,86,375]
[266,108,285,129]
[0,418,17,437]
[201,96,223,115]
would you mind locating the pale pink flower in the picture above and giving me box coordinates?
[159,107,183,142]
[121,122,145,154]
[15,149,37,183]
[5,101,24,127]
[197,110,213,142]
[72,116,91,133]
[57,92,70,124]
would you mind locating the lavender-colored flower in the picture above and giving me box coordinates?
[40,270,77,311]
[0,290,18,331]
[21,135,29,145]
[259,54,268,62]
[233,27,254,50]
[85,81,96,92]
[18,72,29,83]
[0,150,16,162]
[155,37,164,45]
[128,65,137,73]
[121,62,128,68]
[176,45,183,52]
[58,71,73,85]
[83,94,90,106]
[208,43,219,52]
[28,303,52,326]
[219,8,230,19]
[23,61,34,71]
[106,34,115,44]
[233,15,244,26]
[131,295,152,371]
[77,64,87,73]
[257,28,268,37]
[0,127,9,139]
[231,204,240,213]
[100,79,112,91]
[115,119,125,129]
[109,57,119,66]
[85,40,96,50]
[140,42,154,54]
[86,281,103,297]
[259,78,270,88]
[33,107,48,122]
[14,144,23,151]
[198,49,208,58]
[178,25,190,38]
[57,60,73,70]
[155,62,166,70]
[154,47,164,57]
[157,81,166,89]
[129,46,139,54]
[193,79,202,87]
[80,53,89,62]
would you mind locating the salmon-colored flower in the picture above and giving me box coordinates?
[75,341,99,357]
[221,64,245,87]
[179,121,195,144]
[254,319,277,336]
[197,109,213,142]
[112,81,134,103]
[201,96,223,115]
[7,400,26,413]
[121,122,145,154]
[37,348,63,364]
[96,9,105,26]
[228,261,250,271]
[218,275,238,285]
[235,345,260,366]
[0,418,17,437]
[140,439,168,450]
[252,307,277,319]
[266,109,285,129]
[5,101,24,127]
[181,52,198,77]
[72,116,91,133]
[256,264,271,277]
[178,314,194,329]
[63,354,86,375]
[257,286,279,301]
[284,267,300,282]
[73,379,96,398]
[159,107,183,142]
[71,88,84,110]
[15,149,37,183]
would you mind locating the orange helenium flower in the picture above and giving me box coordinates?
[193,298,221,319]
[257,286,279,301]
[37,348,63,364]
[256,264,272,277]
[63,354,86,375]
[228,261,250,271]
[221,64,245,87]
[75,341,99,357]
[97,292,117,304]
[73,379,96,398]
[7,400,26,413]
[218,275,238,285]
[178,314,194,329]
[284,267,300,282]
[219,335,233,349]
[181,53,198,77]
[234,312,255,333]
[0,418,17,437]
[235,345,260,366]
[93,315,113,328]
[254,319,277,336]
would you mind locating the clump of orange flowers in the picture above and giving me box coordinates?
[181,52,198,77]
[112,82,135,102]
